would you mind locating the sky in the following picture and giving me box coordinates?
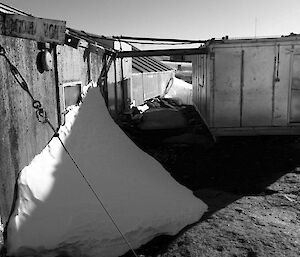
[2,0,300,42]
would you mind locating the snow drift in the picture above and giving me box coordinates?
[164,77,193,105]
[7,88,207,257]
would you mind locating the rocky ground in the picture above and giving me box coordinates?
[121,128,300,257]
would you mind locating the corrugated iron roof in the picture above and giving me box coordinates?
[132,47,174,73]
[67,30,173,73]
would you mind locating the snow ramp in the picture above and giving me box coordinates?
[7,88,207,257]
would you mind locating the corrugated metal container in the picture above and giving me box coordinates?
[192,36,300,136]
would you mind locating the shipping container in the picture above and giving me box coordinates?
[193,35,300,136]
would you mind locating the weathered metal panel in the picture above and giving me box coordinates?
[143,73,158,100]
[242,46,275,126]
[213,48,241,127]
[131,75,144,106]
[57,45,89,84]
[90,51,103,83]
[107,58,118,114]
[193,55,208,119]
[290,90,300,122]
[200,55,209,120]
[290,51,300,122]
[0,35,57,224]
[193,55,201,115]
[273,44,292,125]
[56,45,89,120]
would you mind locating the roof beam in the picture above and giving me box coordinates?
[113,35,206,44]
[116,47,209,58]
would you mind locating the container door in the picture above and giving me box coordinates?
[290,53,300,123]
[193,55,208,120]
[213,48,242,127]
[242,46,274,126]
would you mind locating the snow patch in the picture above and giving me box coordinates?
[165,77,193,105]
[7,88,207,257]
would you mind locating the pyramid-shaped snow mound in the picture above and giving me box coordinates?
[7,88,207,257]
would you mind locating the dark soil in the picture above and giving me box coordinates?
[121,122,300,257]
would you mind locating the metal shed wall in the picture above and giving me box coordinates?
[0,36,58,225]
[0,36,103,227]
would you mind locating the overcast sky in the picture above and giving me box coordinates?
[2,0,300,41]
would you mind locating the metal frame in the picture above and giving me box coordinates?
[61,80,82,113]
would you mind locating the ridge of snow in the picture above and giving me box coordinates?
[7,87,207,257]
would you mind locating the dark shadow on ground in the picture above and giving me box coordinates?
[120,133,300,257]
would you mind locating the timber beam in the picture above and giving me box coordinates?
[116,47,209,58]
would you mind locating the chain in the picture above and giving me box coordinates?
[0,45,52,127]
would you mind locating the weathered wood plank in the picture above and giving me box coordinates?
[0,13,66,44]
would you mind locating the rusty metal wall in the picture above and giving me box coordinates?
[0,35,58,225]
[131,70,175,106]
